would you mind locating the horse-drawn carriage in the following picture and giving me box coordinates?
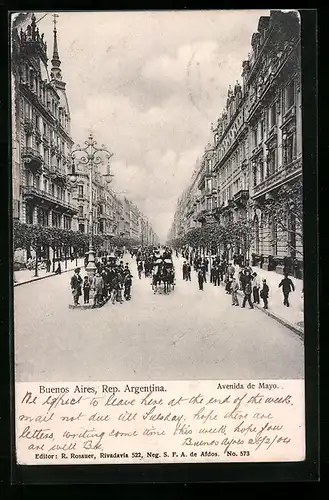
[152,258,176,294]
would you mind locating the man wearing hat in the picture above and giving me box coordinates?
[70,268,82,306]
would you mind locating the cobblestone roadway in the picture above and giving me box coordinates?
[14,255,304,382]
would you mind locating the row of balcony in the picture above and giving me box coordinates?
[20,82,70,134]
[21,147,69,183]
[188,159,301,222]
[253,157,302,197]
[246,40,298,122]
[192,189,250,223]
[20,82,54,122]
[22,186,78,215]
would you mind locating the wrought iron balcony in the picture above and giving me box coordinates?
[49,166,67,185]
[253,157,302,198]
[98,213,112,220]
[22,186,78,215]
[233,189,249,205]
[21,147,43,172]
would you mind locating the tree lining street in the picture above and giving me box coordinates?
[14,255,304,382]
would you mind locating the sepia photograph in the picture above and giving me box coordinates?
[12,9,304,383]
[10,9,310,469]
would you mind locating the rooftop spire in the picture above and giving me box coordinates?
[51,13,62,81]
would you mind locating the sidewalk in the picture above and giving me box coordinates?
[176,254,304,337]
[13,258,85,286]
[233,264,304,335]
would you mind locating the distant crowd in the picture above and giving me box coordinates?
[180,249,297,310]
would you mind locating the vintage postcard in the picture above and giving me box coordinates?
[11,9,308,471]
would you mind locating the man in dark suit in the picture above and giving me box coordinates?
[186,262,191,281]
[70,268,82,305]
[279,274,295,307]
[182,261,187,280]
[197,268,204,291]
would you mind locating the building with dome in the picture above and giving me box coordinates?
[11,13,78,260]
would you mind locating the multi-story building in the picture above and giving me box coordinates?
[244,11,302,274]
[122,197,132,238]
[167,160,202,243]
[137,214,158,247]
[168,10,302,276]
[128,201,140,241]
[11,13,78,243]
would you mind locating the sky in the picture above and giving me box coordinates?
[19,10,270,242]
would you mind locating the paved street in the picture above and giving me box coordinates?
[14,255,304,382]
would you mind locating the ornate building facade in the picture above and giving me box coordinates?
[12,13,158,255]
[168,10,302,276]
[11,13,78,238]
[245,11,302,273]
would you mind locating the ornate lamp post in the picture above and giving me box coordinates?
[69,133,113,278]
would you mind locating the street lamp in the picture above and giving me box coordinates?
[70,133,113,278]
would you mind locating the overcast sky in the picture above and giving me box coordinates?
[33,10,270,242]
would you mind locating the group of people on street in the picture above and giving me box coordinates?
[180,250,297,312]
[70,244,298,312]
[182,261,191,281]
[70,254,133,307]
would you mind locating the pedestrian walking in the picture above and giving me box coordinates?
[210,265,214,284]
[239,268,246,292]
[225,274,232,294]
[116,272,124,303]
[93,271,104,306]
[201,264,207,283]
[70,268,82,306]
[182,261,187,280]
[278,273,295,307]
[218,262,224,282]
[46,258,51,273]
[231,277,239,306]
[124,273,132,300]
[101,268,108,300]
[83,275,91,304]
[137,260,143,279]
[186,263,191,281]
[197,268,204,291]
[260,279,269,309]
[213,265,219,286]
[259,254,264,269]
[55,262,61,274]
[227,262,235,277]
[241,280,254,309]
[252,272,261,304]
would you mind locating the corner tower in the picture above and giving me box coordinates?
[50,13,65,90]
